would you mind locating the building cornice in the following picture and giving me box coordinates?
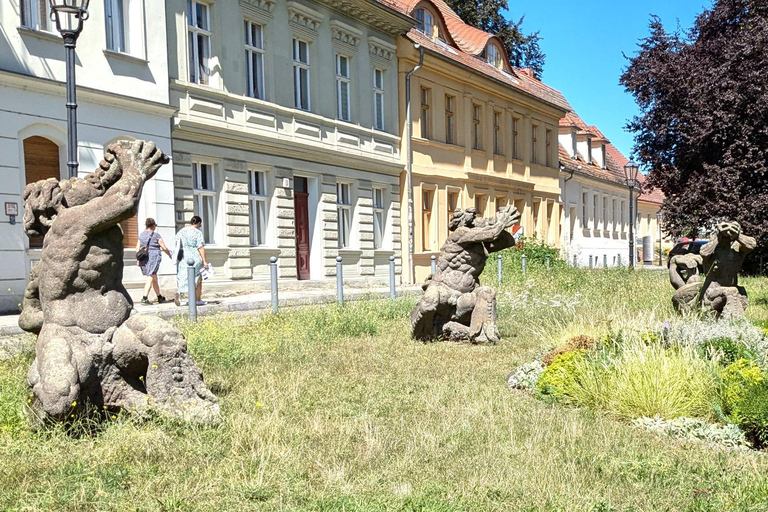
[0,69,176,117]
[314,0,414,37]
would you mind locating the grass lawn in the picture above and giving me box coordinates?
[1,265,768,511]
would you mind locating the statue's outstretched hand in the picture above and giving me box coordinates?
[108,140,170,182]
[497,205,521,228]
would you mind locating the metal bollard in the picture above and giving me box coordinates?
[497,254,503,285]
[270,256,278,313]
[521,254,527,277]
[603,254,608,268]
[336,255,344,304]
[187,258,197,321]
[389,255,396,299]
[589,255,593,269]
[618,254,622,267]
[431,254,436,275]
[545,255,550,270]
[573,254,577,267]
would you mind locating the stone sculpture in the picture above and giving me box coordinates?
[670,221,756,318]
[411,205,519,343]
[19,140,220,425]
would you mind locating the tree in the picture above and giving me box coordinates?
[446,0,545,78]
[622,0,768,269]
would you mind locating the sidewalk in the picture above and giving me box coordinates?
[0,284,422,338]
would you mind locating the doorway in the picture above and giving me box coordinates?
[294,177,311,280]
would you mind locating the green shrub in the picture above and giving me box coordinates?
[536,349,586,399]
[569,342,720,420]
[702,337,754,365]
[719,359,763,422]
[736,382,768,448]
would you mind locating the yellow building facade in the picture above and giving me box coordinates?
[389,0,569,283]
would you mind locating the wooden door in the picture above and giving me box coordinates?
[294,177,311,280]
[23,137,60,248]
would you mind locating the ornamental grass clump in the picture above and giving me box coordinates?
[568,341,720,420]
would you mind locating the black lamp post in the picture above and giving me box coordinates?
[49,0,90,179]
[623,161,639,268]
[656,209,663,266]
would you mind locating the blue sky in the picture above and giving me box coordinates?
[505,1,711,160]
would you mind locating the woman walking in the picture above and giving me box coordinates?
[175,215,210,306]
[136,218,171,304]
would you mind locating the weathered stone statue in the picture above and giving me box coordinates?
[19,140,220,425]
[671,221,756,318]
[411,205,519,343]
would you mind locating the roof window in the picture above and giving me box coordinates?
[415,8,434,39]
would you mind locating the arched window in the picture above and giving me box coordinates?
[486,44,502,68]
[23,136,60,248]
[415,8,434,39]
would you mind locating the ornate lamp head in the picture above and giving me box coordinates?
[624,161,639,188]
[48,0,90,37]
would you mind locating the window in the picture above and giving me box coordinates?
[373,68,385,131]
[187,1,211,85]
[581,192,588,229]
[474,194,486,219]
[592,194,598,230]
[512,117,519,159]
[472,104,482,151]
[420,87,430,139]
[105,0,144,56]
[493,112,502,155]
[487,44,502,68]
[422,188,434,251]
[293,39,310,111]
[244,21,265,100]
[445,95,455,145]
[531,124,538,164]
[193,163,216,244]
[248,171,267,246]
[336,54,351,122]
[602,196,607,230]
[621,199,626,230]
[372,187,385,249]
[496,195,508,212]
[612,198,618,230]
[20,0,52,32]
[415,9,434,39]
[337,183,352,249]
[447,189,459,226]
[545,129,552,167]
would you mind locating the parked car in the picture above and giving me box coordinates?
[667,239,709,267]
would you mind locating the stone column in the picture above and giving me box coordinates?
[321,173,338,277]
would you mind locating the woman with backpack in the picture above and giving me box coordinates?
[136,218,171,304]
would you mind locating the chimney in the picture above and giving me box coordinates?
[518,68,535,79]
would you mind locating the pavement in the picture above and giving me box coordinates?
[0,283,422,338]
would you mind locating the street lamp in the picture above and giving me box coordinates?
[656,209,663,266]
[623,161,639,268]
[49,0,90,178]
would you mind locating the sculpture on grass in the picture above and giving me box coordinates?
[411,205,520,343]
[19,140,220,425]
[671,221,756,318]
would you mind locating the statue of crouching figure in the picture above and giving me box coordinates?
[19,140,220,426]
[411,205,520,343]
[671,221,756,318]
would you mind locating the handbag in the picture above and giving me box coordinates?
[174,236,184,262]
[136,232,154,264]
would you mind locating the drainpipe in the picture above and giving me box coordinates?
[405,44,424,284]
[561,163,575,247]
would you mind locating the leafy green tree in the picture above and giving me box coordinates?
[622,0,768,268]
[446,0,545,78]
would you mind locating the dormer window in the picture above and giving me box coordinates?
[415,8,434,39]
[587,136,593,164]
[486,44,502,68]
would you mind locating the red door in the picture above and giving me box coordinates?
[294,177,311,280]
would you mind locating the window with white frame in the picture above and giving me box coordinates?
[493,111,502,155]
[445,95,455,145]
[187,0,211,85]
[602,196,607,230]
[415,9,434,39]
[581,191,588,229]
[336,54,351,122]
[447,189,459,226]
[612,198,618,230]
[592,193,599,230]
[293,39,310,111]
[472,104,482,151]
[531,124,538,164]
[474,193,487,219]
[487,44,502,68]
[337,183,352,248]
[372,187,385,249]
[373,68,385,131]
[244,20,265,100]
[546,129,553,167]
[20,0,52,32]
[422,188,435,251]
[193,163,216,244]
[248,170,268,246]
[621,199,626,230]
[105,0,145,57]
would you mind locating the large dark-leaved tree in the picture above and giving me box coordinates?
[446,0,545,78]
[622,0,768,267]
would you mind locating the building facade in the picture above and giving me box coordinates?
[165,0,413,285]
[0,0,175,313]
[389,0,569,283]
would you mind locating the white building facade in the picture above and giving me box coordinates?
[165,0,413,283]
[0,0,175,313]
